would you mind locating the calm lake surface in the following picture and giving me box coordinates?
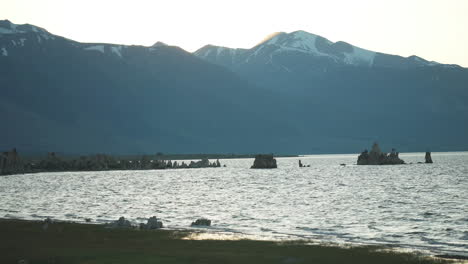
[1,152,467,256]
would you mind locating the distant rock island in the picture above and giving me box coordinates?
[251,154,277,169]
[425,152,433,163]
[0,148,23,175]
[357,143,405,165]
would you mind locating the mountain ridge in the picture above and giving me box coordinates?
[1,20,298,154]
[194,30,463,71]
[1,20,468,154]
[2,19,462,69]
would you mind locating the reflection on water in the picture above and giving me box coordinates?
[182,232,257,241]
[0,152,467,256]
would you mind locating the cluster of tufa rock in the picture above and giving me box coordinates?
[173,158,221,169]
[191,218,211,226]
[0,149,224,176]
[139,216,163,229]
[251,154,277,169]
[0,148,24,175]
[357,143,405,165]
[107,217,133,228]
[107,216,213,229]
[298,160,310,167]
[106,216,164,229]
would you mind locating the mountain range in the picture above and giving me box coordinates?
[1,19,467,154]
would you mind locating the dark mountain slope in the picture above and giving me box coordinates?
[194,31,468,152]
[1,21,467,154]
[0,20,296,154]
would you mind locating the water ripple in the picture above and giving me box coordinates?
[0,152,467,256]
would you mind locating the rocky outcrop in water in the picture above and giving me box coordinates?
[357,143,405,165]
[185,158,221,168]
[0,148,24,175]
[251,154,277,169]
[425,152,433,163]
[191,218,211,226]
[298,160,310,167]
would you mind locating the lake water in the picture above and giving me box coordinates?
[1,152,467,256]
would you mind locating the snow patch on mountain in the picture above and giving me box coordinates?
[111,46,123,58]
[288,31,328,54]
[0,20,51,40]
[199,48,211,57]
[246,45,266,62]
[84,45,105,53]
[410,56,425,63]
[259,31,330,57]
[195,30,380,68]
[343,46,375,66]
[214,47,222,56]
[194,29,455,70]
[0,28,15,34]
[82,44,126,58]
[1,47,8,56]
[441,64,461,69]
[268,31,375,66]
[195,45,246,59]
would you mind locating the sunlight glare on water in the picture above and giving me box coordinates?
[0,152,467,256]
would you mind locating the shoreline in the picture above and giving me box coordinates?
[3,151,467,177]
[1,149,298,176]
[1,218,465,264]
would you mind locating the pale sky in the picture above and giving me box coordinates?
[2,0,468,67]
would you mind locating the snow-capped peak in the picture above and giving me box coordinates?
[0,20,49,35]
[253,30,376,66]
[193,30,458,70]
[257,31,326,51]
[285,30,327,54]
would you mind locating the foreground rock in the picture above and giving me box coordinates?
[107,217,132,228]
[140,216,163,229]
[425,152,433,163]
[191,218,211,226]
[251,154,277,169]
[42,217,53,231]
[357,143,405,165]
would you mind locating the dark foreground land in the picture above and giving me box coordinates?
[0,219,454,264]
